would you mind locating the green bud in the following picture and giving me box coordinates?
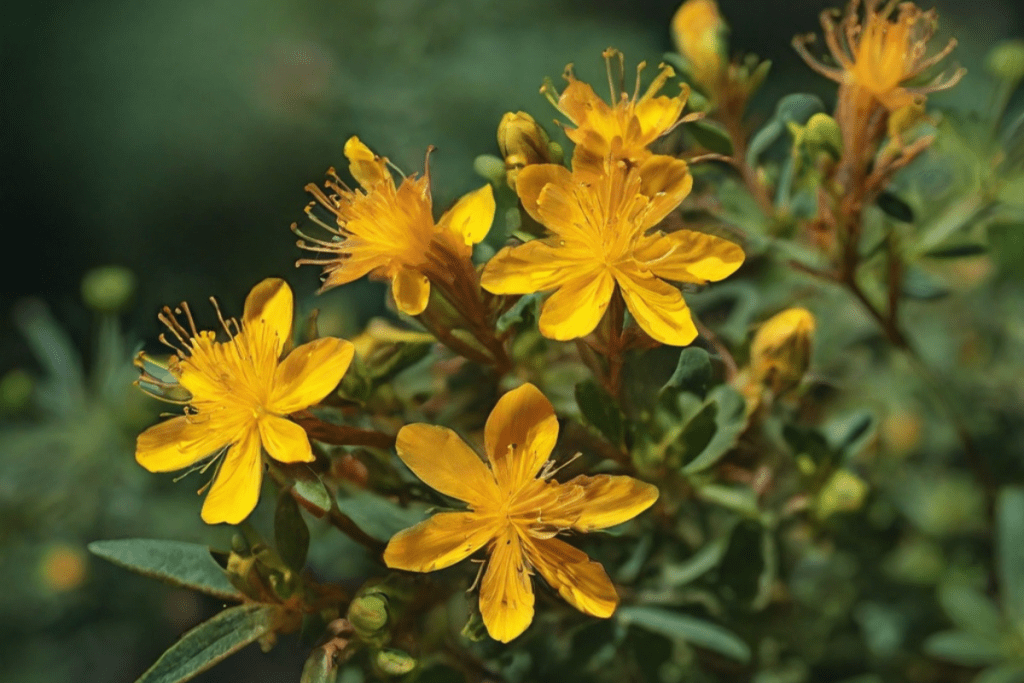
[374,648,416,676]
[986,39,1024,84]
[347,593,389,639]
[81,265,136,313]
[0,369,33,412]
[803,113,843,158]
[472,154,506,186]
[815,469,868,520]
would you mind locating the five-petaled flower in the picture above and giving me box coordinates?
[383,383,659,643]
[135,278,354,525]
[544,49,691,174]
[296,136,496,316]
[480,158,744,345]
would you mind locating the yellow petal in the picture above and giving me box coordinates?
[638,230,745,283]
[384,511,498,572]
[392,267,430,316]
[545,474,659,531]
[480,529,535,643]
[344,136,389,189]
[485,383,559,491]
[516,164,572,226]
[243,278,294,358]
[319,248,389,291]
[395,424,500,507]
[526,536,618,618]
[538,270,615,341]
[636,155,693,230]
[616,267,698,346]
[201,429,263,525]
[635,95,685,143]
[479,240,587,295]
[270,337,354,414]
[438,184,495,247]
[258,415,314,464]
[135,415,232,473]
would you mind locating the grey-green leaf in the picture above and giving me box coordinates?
[575,379,626,448]
[939,582,1004,639]
[682,385,747,474]
[136,604,282,683]
[998,487,1024,625]
[275,493,311,572]
[661,347,713,399]
[923,630,1005,667]
[88,539,242,601]
[685,120,734,156]
[974,664,1024,683]
[617,606,751,663]
[335,489,428,542]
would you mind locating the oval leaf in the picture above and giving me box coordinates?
[89,539,242,601]
[137,604,282,683]
[682,385,747,474]
[923,630,1005,667]
[617,606,751,663]
[275,493,311,572]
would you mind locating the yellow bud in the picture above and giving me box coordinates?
[803,113,843,157]
[497,111,551,190]
[347,593,389,639]
[750,308,816,394]
[671,0,727,91]
[815,469,869,520]
[374,648,416,676]
[986,39,1024,84]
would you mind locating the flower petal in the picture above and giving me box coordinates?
[638,230,745,283]
[392,267,430,316]
[484,383,559,491]
[544,474,659,531]
[616,267,698,346]
[258,415,314,464]
[516,164,572,226]
[526,536,618,618]
[480,239,589,295]
[243,278,294,358]
[201,429,263,525]
[635,95,685,142]
[344,136,390,189]
[480,529,535,643]
[319,248,389,291]
[438,184,495,247]
[136,415,232,473]
[270,337,354,414]
[636,155,694,230]
[395,424,500,507]
[383,511,498,572]
[538,270,615,341]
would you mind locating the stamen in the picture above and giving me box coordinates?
[179,301,199,338]
[539,452,583,480]
[466,558,487,592]
[209,297,234,339]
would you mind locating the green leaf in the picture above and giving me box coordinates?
[662,536,729,587]
[275,493,311,572]
[685,120,734,156]
[575,379,626,447]
[682,385,747,474]
[293,476,334,516]
[617,606,751,663]
[901,266,951,300]
[923,630,1005,667]
[496,293,541,334]
[718,520,766,605]
[924,243,988,259]
[746,93,825,165]
[998,487,1024,625]
[300,646,340,683]
[695,483,760,518]
[661,347,713,399]
[877,191,915,223]
[88,539,242,601]
[974,664,1024,683]
[136,604,282,683]
[939,582,1004,638]
[335,488,428,542]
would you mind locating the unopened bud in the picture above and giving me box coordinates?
[803,113,843,157]
[816,469,868,520]
[497,111,551,190]
[347,593,389,639]
[986,39,1024,84]
[81,266,136,313]
[671,0,727,91]
[750,307,815,394]
[374,648,416,676]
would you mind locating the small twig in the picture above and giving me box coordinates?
[292,413,396,450]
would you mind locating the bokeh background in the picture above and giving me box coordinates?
[2,1,1023,681]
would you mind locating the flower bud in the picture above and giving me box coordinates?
[347,592,389,640]
[815,469,868,520]
[81,265,136,313]
[749,307,815,394]
[497,111,552,190]
[374,648,416,676]
[671,0,727,92]
[803,113,843,158]
[986,39,1024,84]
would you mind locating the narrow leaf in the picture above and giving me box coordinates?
[998,487,1024,625]
[275,493,311,572]
[877,191,915,223]
[617,606,751,663]
[136,604,282,683]
[923,630,1005,667]
[89,539,242,601]
[685,120,734,156]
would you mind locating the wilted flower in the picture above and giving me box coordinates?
[135,279,354,524]
[296,136,495,316]
[384,383,659,642]
[750,307,816,394]
[481,159,744,345]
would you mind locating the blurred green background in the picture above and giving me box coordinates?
[2,0,1023,681]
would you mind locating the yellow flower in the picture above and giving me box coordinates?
[793,0,964,112]
[135,278,354,525]
[383,383,658,643]
[480,159,744,345]
[296,136,496,316]
[671,0,728,92]
[544,49,690,173]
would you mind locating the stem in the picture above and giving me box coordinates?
[292,413,396,450]
[605,290,626,400]
[692,312,738,380]
[719,103,775,217]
